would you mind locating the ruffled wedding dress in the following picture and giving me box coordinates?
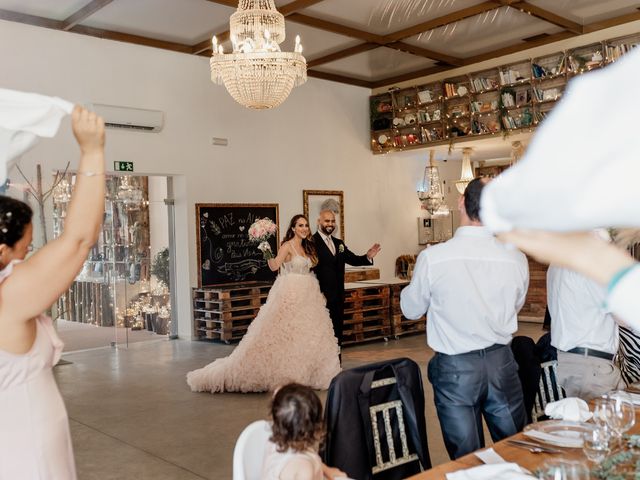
[186,252,341,393]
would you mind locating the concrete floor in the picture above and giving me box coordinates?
[54,322,544,480]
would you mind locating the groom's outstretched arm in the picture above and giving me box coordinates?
[342,242,380,266]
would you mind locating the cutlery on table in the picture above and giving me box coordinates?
[505,439,562,454]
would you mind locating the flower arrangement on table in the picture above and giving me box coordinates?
[248,218,278,260]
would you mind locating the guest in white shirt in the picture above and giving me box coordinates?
[401,177,529,460]
[548,263,623,400]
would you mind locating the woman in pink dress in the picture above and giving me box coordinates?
[0,106,105,479]
[187,215,341,393]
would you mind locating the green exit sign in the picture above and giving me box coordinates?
[114,161,134,172]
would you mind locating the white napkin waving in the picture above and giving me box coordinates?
[446,463,535,480]
[0,88,74,184]
[480,47,640,232]
[544,397,592,422]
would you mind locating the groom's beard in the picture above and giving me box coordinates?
[320,225,334,236]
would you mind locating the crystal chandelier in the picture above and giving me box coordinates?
[117,176,143,208]
[210,0,307,109]
[417,151,445,214]
[455,147,475,194]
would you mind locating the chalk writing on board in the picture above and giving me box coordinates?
[196,204,279,286]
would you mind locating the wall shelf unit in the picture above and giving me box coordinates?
[370,32,640,154]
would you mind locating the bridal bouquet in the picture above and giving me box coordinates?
[248,217,277,260]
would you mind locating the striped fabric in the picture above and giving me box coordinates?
[618,326,640,386]
[532,360,566,422]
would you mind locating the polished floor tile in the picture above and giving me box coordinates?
[55,322,545,479]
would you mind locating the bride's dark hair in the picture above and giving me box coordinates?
[282,214,317,265]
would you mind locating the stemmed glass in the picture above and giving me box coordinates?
[604,390,636,449]
[592,397,615,429]
[582,426,611,463]
[538,460,590,480]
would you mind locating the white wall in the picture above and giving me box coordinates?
[1,20,441,338]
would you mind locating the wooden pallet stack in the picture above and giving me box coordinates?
[389,281,426,338]
[342,283,391,345]
[193,282,272,343]
[519,256,548,321]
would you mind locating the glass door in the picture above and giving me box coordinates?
[54,173,173,351]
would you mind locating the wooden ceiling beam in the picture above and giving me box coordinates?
[462,30,574,64]
[0,8,63,29]
[583,10,640,34]
[387,41,463,66]
[511,1,583,35]
[287,13,389,43]
[202,0,238,7]
[370,65,454,89]
[386,1,502,42]
[62,0,113,31]
[307,43,378,68]
[307,70,373,88]
[70,24,193,53]
[279,0,327,16]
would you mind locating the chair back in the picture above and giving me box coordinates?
[323,358,430,480]
[232,420,272,480]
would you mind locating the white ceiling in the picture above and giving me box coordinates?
[0,0,638,87]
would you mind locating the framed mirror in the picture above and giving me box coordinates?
[303,190,344,240]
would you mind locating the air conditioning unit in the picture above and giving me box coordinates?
[88,103,164,132]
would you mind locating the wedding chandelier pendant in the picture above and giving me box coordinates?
[455,147,475,194]
[418,151,446,215]
[210,0,307,109]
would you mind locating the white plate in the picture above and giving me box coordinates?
[523,420,595,448]
[377,134,388,145]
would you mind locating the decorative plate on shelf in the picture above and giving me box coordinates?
[377,134,388,145]
[523,420,595,448]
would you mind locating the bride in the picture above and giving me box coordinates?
[187,214,341,393]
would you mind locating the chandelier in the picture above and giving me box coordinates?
[455,147,475,194]
[417,151,445,214]
[210,0,307,109]
[117,176,143,209]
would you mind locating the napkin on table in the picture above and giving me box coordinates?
[544,397,592,422]
[446,463,535,480]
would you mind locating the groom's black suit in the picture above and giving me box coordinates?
[313,232,372,345]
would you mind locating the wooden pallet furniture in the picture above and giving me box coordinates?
[193,282,272,343]
[519,256,548,322]
[342,282,391,345]
[344,266,380,283]
[389,280,426,338]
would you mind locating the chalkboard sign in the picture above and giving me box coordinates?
[196,203,279,286]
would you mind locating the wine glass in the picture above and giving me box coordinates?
[582,426,611,463]
[592,397,615,429]
[538,460,590,480]
[606,390,636,437]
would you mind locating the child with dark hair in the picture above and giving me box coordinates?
[262,383,347,480]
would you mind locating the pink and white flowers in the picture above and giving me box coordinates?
[248,217,277,259]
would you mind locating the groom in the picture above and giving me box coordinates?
[313,209,381,346]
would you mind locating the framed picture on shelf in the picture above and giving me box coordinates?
[516,90,528,105]
[303,190,344,240]
[196,203,279,286]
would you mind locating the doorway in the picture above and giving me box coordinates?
[53,173,175,352]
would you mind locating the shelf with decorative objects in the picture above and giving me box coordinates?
[370,32,640,154]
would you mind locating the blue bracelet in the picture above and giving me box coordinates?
[607,264,638,295]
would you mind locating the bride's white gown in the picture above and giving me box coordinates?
[186,252,341,393]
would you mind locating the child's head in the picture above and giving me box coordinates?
[270,383,325,453]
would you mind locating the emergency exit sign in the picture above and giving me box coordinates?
[114,161,134,172]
